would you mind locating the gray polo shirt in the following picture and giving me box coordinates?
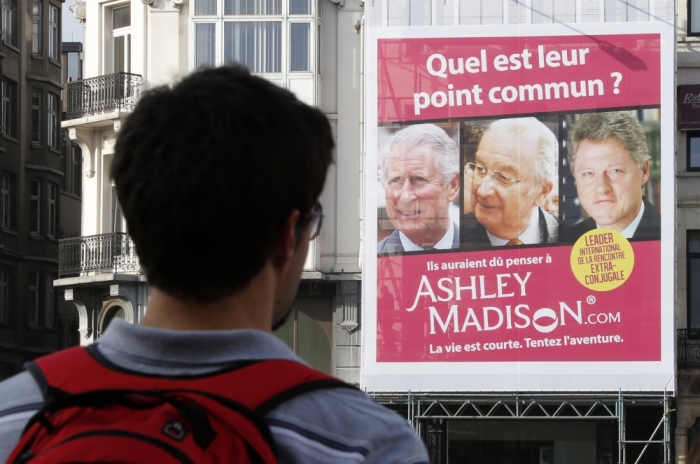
[0,319,428,463]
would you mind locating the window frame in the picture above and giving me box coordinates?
[1,172,13,230]
[111,5,131,73]
[47,92,58,148]
[691,0,700,36]
[688,131,700,172]
[29,179,40,235]
[2,0,16,46]
[27,270,39,326]
[31,89,42,144]
[48,4,59,60]
[45,271,54,329]
[191,0,316,75]
[32,0,42,56]
[1,78,16,138]
[47,182,56,238]
[71,144,82,197]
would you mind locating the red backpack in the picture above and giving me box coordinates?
[8,345,352,463]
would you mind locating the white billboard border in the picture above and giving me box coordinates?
[361,22,676,393]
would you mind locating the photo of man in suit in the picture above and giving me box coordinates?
[377,124,460,254]
[562,111,660,242]
[462,118,558,247]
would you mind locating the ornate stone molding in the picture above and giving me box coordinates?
[68,127,95,178]
[70,1,86,21]
[65,292,93,345]
[339,281,359,333]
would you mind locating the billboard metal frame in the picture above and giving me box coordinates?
[371,391,672,464]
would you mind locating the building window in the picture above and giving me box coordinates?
[387,0,431,26]
[112,6,131,73]
[31,89,41,144]
[0,266,9,323]
[32,0,41,55]
[72,144,82,196]
[691,0,700,35]
[48,93,58,148]
[459,0,502,25]
[28,271,39,326]
[48,4,58,60]
[531,0,576,23]
[605,0,649,22]
[45,272,54,328]
[1,173,13,229]
[47,183,56,237]
[688,132,700,171]
[2,78,16,138]
[29,180,40,234]
[60,139,67,191]
[2,0,16,46]
[193,0,314,73]
[689,231,700,328]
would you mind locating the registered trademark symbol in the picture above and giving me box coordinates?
[586,296,596,305]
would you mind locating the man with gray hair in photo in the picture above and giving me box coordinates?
[562,111,660,242]
[378,124,460,254]
[462,117,558,247]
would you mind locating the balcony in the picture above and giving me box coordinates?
[65,72,142,120]
[59,233,140,277]
[678,329,700,368]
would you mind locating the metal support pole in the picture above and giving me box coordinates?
[618,390,626,464]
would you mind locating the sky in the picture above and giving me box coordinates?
[62,1,83,43]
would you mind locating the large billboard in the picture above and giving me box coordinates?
[362,23,675,392]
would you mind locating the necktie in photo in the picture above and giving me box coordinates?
[506,238,524,246]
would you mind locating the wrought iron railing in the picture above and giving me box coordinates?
[59,233,140,277]
[678,329,700,368]
[65,72,143,120]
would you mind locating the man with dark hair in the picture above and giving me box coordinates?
[0,66,429,463]
[562,111,660,242]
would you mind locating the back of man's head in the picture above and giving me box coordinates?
[112,66,334,303]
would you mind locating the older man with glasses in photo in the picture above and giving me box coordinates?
[462,117,559,248]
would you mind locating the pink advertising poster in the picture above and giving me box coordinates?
[362,23,675,392]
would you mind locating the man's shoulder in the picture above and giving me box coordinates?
[0,371,44,463]
[377,230,404,255]
[268,386,428,464]
[561,217,595,243]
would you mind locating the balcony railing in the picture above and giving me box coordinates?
[59,233,140,277]
[678,329,700,368]
[65,72,143,120]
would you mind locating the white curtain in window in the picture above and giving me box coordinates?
[531,0,553,23]
[290,23,309,71]
[195,0,216,16]
[482,0,503,25]
[388,0,430,26]
[224,0,280,16]
[224,22,281,73]
[196,23,216,68]
[605,0,627,21]
[627,0,649,21]
[289,0,309,15]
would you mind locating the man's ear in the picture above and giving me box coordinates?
[447,172,460,203]
[535,181,553,207]
[272,210,301,269]
[640,160,650,186]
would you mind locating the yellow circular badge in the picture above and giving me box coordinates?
[570,228,634,291]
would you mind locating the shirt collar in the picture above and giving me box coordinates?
[398,221,455,251]
[487,208,540,246]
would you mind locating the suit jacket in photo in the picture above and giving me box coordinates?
[461,207,559,250]
[377,223,460,255]
[560,197,660,243]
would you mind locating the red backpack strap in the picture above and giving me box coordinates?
[27,345,355,411]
